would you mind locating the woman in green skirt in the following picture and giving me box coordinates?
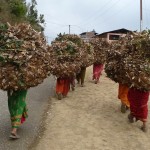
[8,89,28,139]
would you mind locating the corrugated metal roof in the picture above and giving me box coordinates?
[80,30,98,35]
[97,28,132,36]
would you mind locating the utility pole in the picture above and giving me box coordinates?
[69,25,70,34]
[140,0,142,32]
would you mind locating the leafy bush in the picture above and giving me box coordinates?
[10,0,27,17]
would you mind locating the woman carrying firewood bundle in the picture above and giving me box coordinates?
[50,34,94,94]
[70,76,75,91]
[0,23,52,139]
[55,77,71,100]
[8,89,28,139]
[105,30,150,132]
[92,63,104,84]
[76,66,86,87]
[128,88,149,132]
[118,83,130,113]
[90,38,109,84]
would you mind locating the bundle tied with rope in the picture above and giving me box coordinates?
[105,31,150,91]
[0,23,51,90]
[90,38,109,64]
[48,34,94,78]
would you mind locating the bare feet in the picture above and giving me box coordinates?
[141,122,148,132]
[128,114,134,123]
[121,103,126,113]
[63,95,67,98]
[95,80,98,84]
[57,93,62,100]
[71,86,75,91]
[81,84,84,87]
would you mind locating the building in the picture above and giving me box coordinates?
[95,28,132,43]
[80,30,98,42]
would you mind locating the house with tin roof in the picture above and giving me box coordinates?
[95,28,132,43]
[80,29,98,42]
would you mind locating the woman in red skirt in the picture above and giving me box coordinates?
[93,63,104,84]
[128,88,149,132]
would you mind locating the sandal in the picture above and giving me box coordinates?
[9,133,20,139]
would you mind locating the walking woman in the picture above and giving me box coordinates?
[70,76,75,91]
[56,77,70,100]
[8,89,28,139]
[118,83,130,113]
[128,88,149,132]
[76,67,86,87]
[93,63,104,84]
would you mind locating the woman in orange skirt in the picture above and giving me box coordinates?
[56,77,70,100]
[118,83,130,113]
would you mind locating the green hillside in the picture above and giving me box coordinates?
[0,0,45,31]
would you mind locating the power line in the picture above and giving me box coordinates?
[78,0,113,25]
[70,25,84,32]
[92,1,131,27]
[79,0,121,27]
[46,21,68,27]
[45,20,84,34]
[78,0,131,33]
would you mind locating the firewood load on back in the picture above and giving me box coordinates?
[0,23,51,90]
[90,38,109,64]
[48,34,94,78]
[105,31,150,91]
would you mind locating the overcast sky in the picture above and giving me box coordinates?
[27,0,150,42]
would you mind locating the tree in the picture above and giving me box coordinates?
[9,0,27,18]
[0,0,45,31]
[26,0,45,31]
[0,0,27,24]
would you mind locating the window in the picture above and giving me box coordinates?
[109,34,120,40]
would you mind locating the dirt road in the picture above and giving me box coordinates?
[33,66,150,150]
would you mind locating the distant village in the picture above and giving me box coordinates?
[80,28,132,43]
